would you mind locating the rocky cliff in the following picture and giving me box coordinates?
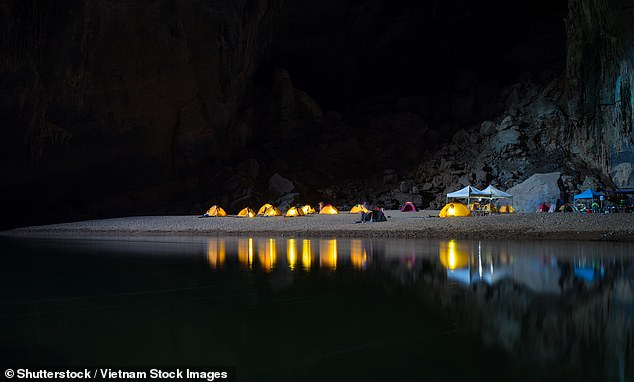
[565,0,634,188]
[0,0,632,228]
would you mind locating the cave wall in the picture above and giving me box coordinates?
[1,0,632,228]
[0,0,282,227]
[565,0,634,188]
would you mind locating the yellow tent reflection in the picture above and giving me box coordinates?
[320,239,337,269]
[238,238,254,270]
[302,239,312,271]
[257,238,277,272]
[287,239,298,270]
[439,240,469,270]
[350,239,367,269]
[206,239,226,269]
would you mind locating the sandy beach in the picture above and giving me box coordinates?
[3,210,634,242]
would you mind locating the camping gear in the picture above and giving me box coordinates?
[319,204,339,214]
[536,202,550,212]
[499,204,515,213]
[350,204,369,214]
[400,202,417,212]
[263,206,282,216]
[439,202,471,218]
[574,189,605,212]
[360,209,387,222]
[301,205,316,214]
[558,203,578,213]
[257,203,273,215]
[469,202,480,211]
[237,207,256,218]
[481,203,497,213]
[204,205,226,217]
[285,206,304,217]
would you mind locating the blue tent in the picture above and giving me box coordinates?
[573,189,604,200]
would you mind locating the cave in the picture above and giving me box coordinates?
[1,0,633,229]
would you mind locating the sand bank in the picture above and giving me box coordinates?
[3,210,634,242]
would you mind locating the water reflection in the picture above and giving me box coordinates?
[257,238,277,272]
[4,236,634,381]
[350,239,367,269]
[197,237,634,380]
[302,239,312,271]
[237,237,254,270]
[206,239,226,269]
[287,239,298,270]
[319,239,337,270]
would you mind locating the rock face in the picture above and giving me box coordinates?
[507,173,562,212]
[1,0,633,227]
[268,173,295,196]
[565,0,634,187]
[0,0,284,227]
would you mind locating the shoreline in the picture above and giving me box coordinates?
[2,210,634,242]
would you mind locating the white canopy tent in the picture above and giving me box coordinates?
[481,185,513,199]
[446,185,492,206]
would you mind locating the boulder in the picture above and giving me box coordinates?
[507,172,562,212]
[497,116,516,131]
[275,192,300,211]
[452,129,470,145]
[491,128,521,153]
[268,173,295,196]
[612,162,633,188]
[383,169,399,184]
[296,89,323,119]
[480,120,497,136]
[399,180,413,193]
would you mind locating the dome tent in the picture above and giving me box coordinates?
[350,204,369,214]
[238,207,256,218]
[263,206,282,216]
[319,204,339,214]
[499,204,515,213]
[257,203,273,215]
[301,205,316,214]
[400,202,417,212]
[204,205,226,217]
[285,206,304,217]
[439,202,471,218]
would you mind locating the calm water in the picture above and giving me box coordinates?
[1,236,633,381]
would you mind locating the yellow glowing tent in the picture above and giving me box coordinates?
[481,203,497,213]
[205,205,227,217]
[350,204,369,214]
[499,204,515,214]
[263,206,282,216]
[238,207,256,218]
[301,205,316,214]
[439,202,471,218]
[319,204,339,214]
[257,203,273,215]
[285,206,305,217]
